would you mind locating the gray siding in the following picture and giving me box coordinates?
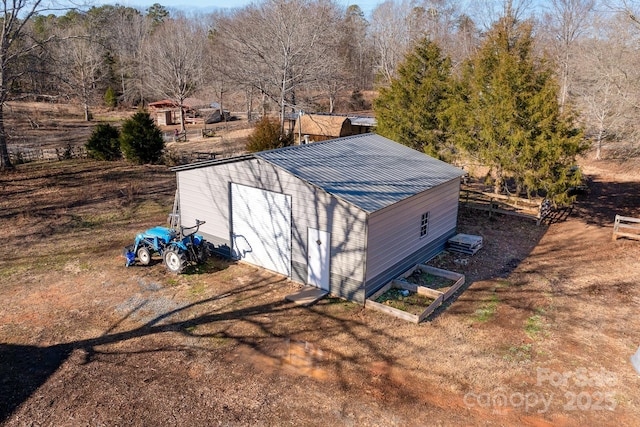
[363,232,455,299]
[364,178,461,297]
[176,158,368,300]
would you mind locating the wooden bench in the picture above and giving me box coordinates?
[612,215,640,241]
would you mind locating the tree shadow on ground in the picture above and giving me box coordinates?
[572,176,640,227]
[0,288,292,422]
[0,274,416,423]
[429,170,640,320]
[0,343,74,420]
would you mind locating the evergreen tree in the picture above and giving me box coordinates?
[86,124,121,160]
[104,87,118,109]
[120,111,165,164]
[374,38,455,161]
[453,13,586,202]
[146,3,169,27]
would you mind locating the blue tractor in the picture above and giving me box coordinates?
[124,220,209,274]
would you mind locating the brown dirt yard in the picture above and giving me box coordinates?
[3,101,253,159]
[2,110,640,425]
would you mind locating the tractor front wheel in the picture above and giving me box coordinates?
[137,246,151,265]
[164,247,186,274]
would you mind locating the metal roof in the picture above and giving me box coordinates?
[255,134,465,213]
[170,154,253,172]
[348,116,376,127]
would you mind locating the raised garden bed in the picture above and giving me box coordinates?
[365,264,465,323]
[375,288,438,316]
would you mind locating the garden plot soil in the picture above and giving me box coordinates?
[2,106,640,425]
[406,270,456,291]
[375,288,437,316]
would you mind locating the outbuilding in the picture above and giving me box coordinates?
[172,134,465,303]
[295,113,375,144]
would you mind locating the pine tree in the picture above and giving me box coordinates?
[374,38,455,161]
[86,124,121,161]
[120,111,165,164]
[453,13,586,202]
[104,87,118,109]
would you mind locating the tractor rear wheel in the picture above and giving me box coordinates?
[164,247,186,274]
[137,246,151,265]
[197,243,209,264]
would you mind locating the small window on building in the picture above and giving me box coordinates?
[420,212,430,238]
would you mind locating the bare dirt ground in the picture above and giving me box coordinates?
[1,106,640,426]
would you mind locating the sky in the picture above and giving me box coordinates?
[98,0,404,16]
[95,0,550,21]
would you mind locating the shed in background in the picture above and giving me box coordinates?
[295,113,376,144]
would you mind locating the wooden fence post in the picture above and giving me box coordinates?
[613,215,621,241]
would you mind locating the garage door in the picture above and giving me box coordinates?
[231,183,292,276]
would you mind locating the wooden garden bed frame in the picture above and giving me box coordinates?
[612,214,640,241]
[366,264,465,323]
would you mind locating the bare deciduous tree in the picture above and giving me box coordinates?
[0,0,57,169]
[370,0,463,85]
[217,0,342,131]
[543,0,596,110]
[573,10,640,159]
[370,0,416,85]
[54,26,108,121]
[469,0,536,30]
[109,7,150,106]
[340,5,373,90]
[141,16,207,131]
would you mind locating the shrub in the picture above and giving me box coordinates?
[246,117,293,153]
[104,87,118,109]
[120,111,165,164]
[85,124,121,161]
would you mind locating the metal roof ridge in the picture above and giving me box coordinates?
[170,153,255,172]
[254,133,373,157]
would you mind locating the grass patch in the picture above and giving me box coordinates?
[474,293,499,322]
[0,264,31,280]
[132,199,169,218]
[525,311,550,340]
[166,278,180,286]
[81,210,134,227]
[323,297,355,309]
[189,281,206,296]
[525,315,543,339]
[503,343,532,363]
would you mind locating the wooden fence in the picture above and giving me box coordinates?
[460,187,544,222]
[612,215,640,241]
[8,146,87,163]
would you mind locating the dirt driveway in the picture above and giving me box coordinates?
[1,158,640,426]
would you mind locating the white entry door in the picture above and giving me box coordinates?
[307,228,330,291]
[231,183,291,276]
